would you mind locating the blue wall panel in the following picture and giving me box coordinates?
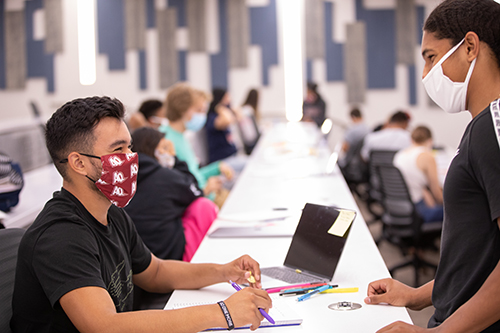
[325,1,343,82]
[249,0,278,86]
[355,0,395,89]
[0,0,5,89]
[417,6,425,45]
[25,0,55,92]
[408,64,416,105]
[168,0,186,27]
[146,0,156,28]
[97,0,126,70]
[139,49,147,90]
[306,59,313,82]
[178,50,187,81]
[210,0,228,88]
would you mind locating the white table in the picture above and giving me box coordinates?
[165,122,412,331]
[2,164,62,228]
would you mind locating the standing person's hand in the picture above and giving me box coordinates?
[375,321,435,333]
[365,278,430,311]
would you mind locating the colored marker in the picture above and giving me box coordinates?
[280,284,338,296]
[321,287,359,294]
[229,280,275,324]
[296,284,333,302]
[265,282,325,294]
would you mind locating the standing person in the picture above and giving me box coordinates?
[364,1,500,332]
[125,127,217,262]
[360,111,411,161]
[10,96,272,332]
[160,84,234,200]
[302,82,326,127]
[206,88,247,172]
[394,126,443,223]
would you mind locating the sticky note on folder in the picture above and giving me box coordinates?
[328,210,356,237]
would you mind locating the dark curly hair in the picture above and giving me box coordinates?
[424,0,500,68]
[138,99,163,120]
[45,96,125,179]
[131,127,164,159]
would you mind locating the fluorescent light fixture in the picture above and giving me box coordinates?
[280,0,304,122]
[77,0,97,85]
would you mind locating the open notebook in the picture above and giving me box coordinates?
[172,296,302,331]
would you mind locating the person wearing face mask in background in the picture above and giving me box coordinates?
[160,84,234,202]
[127,99,168,132]
[125,127,217,263]
[364,1,500,332]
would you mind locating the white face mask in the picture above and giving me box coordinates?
[422,39,476,114]
[154,149,175,169]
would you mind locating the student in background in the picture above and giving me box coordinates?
[206,88,247,172]
[238,88,261,155]
[125,127,217,262]
[302,82,326,127]
[10,96,271,332]
[340,107,370,162]
[365,1,500,331]
[127,99,167,131]
[394,126,443,223]
[160,84,234,200]
[360,111,411,161]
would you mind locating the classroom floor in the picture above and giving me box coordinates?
[355,197,440,329]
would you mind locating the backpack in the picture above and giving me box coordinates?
[0,153,24,212]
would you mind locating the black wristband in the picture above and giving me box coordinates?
[217,301,235,331]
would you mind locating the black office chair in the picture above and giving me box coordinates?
[365,150,398,224]
[0,228,25,333]
[376,165,441,287]
[340,139,369,198]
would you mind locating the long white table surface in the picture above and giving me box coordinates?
[165,122,412,331]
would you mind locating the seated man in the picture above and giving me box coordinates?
[361,111,412,161]
[10,96,271,332]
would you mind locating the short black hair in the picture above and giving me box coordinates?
[131,127,164,159]
[45,96,125,179]
[389,111,410,124]
[350,108,362,118]
[138,99,163,120]
[424,0,500,68]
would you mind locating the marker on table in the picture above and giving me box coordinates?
[280,284,338,296]
[296,284,333,302]
[265,282,325,294]
[229,280,275,324]
[321,287,359,294]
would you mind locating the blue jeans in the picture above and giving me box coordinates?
[415,200,443,223]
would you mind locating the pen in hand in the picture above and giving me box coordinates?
[229,280,275,325]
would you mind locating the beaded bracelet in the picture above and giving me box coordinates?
[217,301,235,331]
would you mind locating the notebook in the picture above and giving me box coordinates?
[172,296,302,331]
[261,203,355,284]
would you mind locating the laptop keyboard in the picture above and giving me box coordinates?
[261,267,320,284]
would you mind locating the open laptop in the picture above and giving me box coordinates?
[261,203,355,284]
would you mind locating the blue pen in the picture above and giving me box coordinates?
[296,284,333,302]
[229,280,275,324]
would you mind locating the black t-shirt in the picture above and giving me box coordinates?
[10,188,152,332]
[125,153,203,260]
[429,105,500,331]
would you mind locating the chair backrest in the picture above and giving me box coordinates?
[0,228,25,333]
[340,138,369,184]
[368,150,398,199]
[184,128,209,167]
[376,165,420,231]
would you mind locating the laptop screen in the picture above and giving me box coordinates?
[283,203,353,280]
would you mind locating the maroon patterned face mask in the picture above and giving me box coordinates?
[85,153,139,208]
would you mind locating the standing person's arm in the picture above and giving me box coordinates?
[60,254,271,332]
[367,220,500,333]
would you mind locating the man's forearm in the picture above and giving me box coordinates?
[408,280,434,310]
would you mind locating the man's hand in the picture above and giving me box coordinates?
[365,278,424,310]
[223,287,272,331]
[219,162,234,181]
[221,255,262,289]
